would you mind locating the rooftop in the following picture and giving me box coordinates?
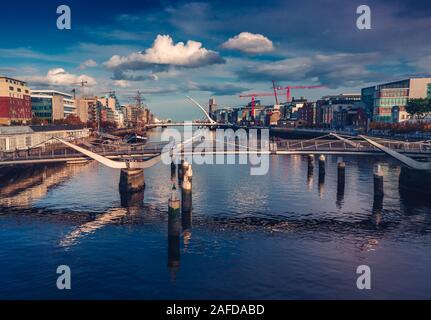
[31,90,74,99]
[0,125,86,135]
[0,76,27,85]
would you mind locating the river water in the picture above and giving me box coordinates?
[1,130,431,299]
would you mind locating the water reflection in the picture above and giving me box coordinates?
[2,137,431,299]
[168,205,181,281]
[0,163,90,208]
[59,208,128,249]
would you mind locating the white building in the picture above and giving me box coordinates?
[0,125,90,152]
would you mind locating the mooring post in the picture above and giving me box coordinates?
[337,157,346,188]
[168,184,181,279]
[182,164,193,214]
[318,155,326,179]
[178,159,184,182]
[337,157,346,206]
[374,164,384,200]
[181,161,189,182]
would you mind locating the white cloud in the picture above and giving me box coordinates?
[104,34,225,71]
[25,68,97,87]
[221,32,274,54]
[79,59,98,69]
[113,80,131,88]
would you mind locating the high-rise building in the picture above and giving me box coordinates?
[31,90,76,123]
[209,97,217,114]
[0,76,32,125]
[361,78,431,123]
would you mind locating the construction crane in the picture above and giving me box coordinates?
[71,80,89,99]
[275,85,324,103]
[239,93,276,119]
[272,80,280,105]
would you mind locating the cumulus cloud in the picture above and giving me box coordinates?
[236,53,383,88]
[104,34,225,72]
[222,32,274,54]
[113,80,131,88]
[79,59,98,69]
[25,68,97,87]
[186,81,249,96]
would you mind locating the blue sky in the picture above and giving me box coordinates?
[1,0,431,120]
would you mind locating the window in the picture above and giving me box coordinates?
[9,86,14,91]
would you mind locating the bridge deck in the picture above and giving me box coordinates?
[1,136,431,166]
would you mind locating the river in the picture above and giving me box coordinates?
[0,129,431,299]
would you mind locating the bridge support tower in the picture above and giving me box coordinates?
[119,169,145,194]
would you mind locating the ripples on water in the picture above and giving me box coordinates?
[1,131,431,299]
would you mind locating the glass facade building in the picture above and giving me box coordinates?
[31,97,53,121]
[362,78,431,123]
[31,91,76,123]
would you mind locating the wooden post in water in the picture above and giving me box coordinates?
[374,164,384,200]
[178,159,184,182]
[182,164,193,214]
[337,157,346,205]
[337,157,346,188]
[318,155,326,180]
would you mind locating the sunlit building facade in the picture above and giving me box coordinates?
[362,78,431,123]
[31,90,76,123]
[0,76,32,125]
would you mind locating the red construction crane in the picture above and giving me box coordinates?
[239,93,275,118]
[275,85,324,103]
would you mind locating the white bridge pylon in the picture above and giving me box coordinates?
[185,96,217,125]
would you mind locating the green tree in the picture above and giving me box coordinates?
[406,98,431,120]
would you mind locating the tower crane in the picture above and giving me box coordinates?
[275,84,324,103]
[239,92,276,119]
[71,80,89,99]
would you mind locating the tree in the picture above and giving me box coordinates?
[30,116,48,125]
[53,114,83,126]
[406,98,431,120]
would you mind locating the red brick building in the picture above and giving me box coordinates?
[297,102,316,127]
[0,76,32,125]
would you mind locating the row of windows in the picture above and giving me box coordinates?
[374,98,407,107]
[377,89,409,98]
[3,78,25,86]
[8,86,29,94]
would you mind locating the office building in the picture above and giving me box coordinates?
[0,76,32,125]
[361,78,431,123]
[31,90,76,123]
